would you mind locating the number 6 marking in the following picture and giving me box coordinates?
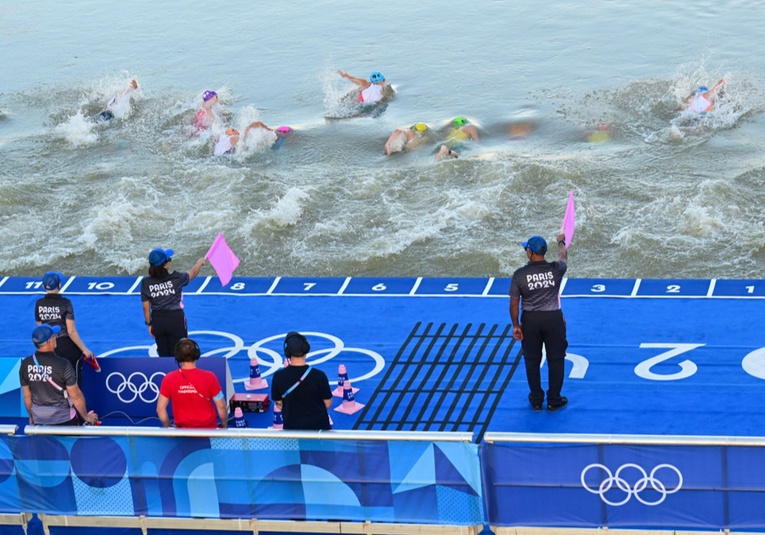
[635,343,703,381]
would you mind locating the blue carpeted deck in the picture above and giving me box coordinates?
[1,276,762,440]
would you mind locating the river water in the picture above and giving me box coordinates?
[2,0,764,279]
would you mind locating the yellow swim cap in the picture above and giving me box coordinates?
[413,122,428,132]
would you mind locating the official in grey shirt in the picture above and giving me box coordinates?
[509,233,569,412]
[20,325,98,425]
[141,248,206,357]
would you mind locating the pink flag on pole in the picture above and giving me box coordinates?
[561,190,575,248]
[205,233,240,287]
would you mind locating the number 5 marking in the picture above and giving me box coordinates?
[635,343,704,381]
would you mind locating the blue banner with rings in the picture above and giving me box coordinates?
[0,434,483,524]
[481,441,765,530]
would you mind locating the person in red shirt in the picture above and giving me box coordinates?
[156,338,228,428]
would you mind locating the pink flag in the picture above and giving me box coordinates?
[561,190,575,248]
[205,233,240,287]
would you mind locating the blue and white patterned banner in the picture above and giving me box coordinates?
[0,435,483,525]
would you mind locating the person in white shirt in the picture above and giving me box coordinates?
[337,70,392,104]
[685,80,724,113]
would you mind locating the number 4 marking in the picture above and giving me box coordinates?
[635,343,704,381]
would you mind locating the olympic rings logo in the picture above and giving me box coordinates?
[106,371,165,404]
[580,463,683,506]
[244,332,384,384]
[99,330,385,385]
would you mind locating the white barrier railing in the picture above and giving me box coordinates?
[24,425,473,441]
[36,515,483,535]
[483,431,765,446]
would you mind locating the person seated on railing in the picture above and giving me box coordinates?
[156,338,229,429]
[20,324,99,426]
[271,332,333,430]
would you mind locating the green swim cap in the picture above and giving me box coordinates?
[453,117,467,127]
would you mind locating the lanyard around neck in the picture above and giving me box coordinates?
[282,366,312,398]
[31,354,64,393]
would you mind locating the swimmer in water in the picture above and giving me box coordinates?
[684,80,725,114]
[337,70,392,104]
[213,128,240,156]
[96,79,138,123]
[445,116,480,145]
[213,121,292,156]
[586,123,612,143]
[194,90,221,131]
[384,122,431,155]
[435,145,459,160]
[507,106,539,139]
[243,121,292,149]
[272,125,293,149]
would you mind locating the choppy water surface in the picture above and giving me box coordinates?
[2,0,765,279]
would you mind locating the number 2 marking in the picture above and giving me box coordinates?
[635,343,703,380]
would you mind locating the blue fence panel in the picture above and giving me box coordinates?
[481,441,765,530]
[0,435,483,525]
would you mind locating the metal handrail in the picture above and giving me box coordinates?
[483,431,765,446]
[24,425,473,442]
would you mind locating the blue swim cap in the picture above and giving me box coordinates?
[369,72,385,83]
[698,86,708,93]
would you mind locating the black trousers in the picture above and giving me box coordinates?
[55,336,83,387]
[152,309,187,357]
[520,309,568,404]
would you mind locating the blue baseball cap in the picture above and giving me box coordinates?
[32,324,61,346]
[148,248,174,267]
[42,271,63,290]
[522,235,548,254]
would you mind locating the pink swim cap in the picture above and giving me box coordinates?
[276,126,291,134]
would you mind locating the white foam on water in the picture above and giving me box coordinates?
[240,187,312,234]
[53,111,98,146]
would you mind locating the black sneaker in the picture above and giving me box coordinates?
[547,397,568,412]
[530,401,543,412]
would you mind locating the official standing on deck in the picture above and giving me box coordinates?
[141,248,206,357]
[509,233,569,412]
[34,271,94,386]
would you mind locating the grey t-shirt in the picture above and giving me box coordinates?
[34,293,75,337]
[509,259,567,311]
[19,351,76,424]
[141,271,191,310]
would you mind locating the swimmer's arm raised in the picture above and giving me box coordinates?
[244,121,274,137]
[337,70,369,88]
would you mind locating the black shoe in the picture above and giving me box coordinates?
[547,397,568,412]
[530,401,543,412]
